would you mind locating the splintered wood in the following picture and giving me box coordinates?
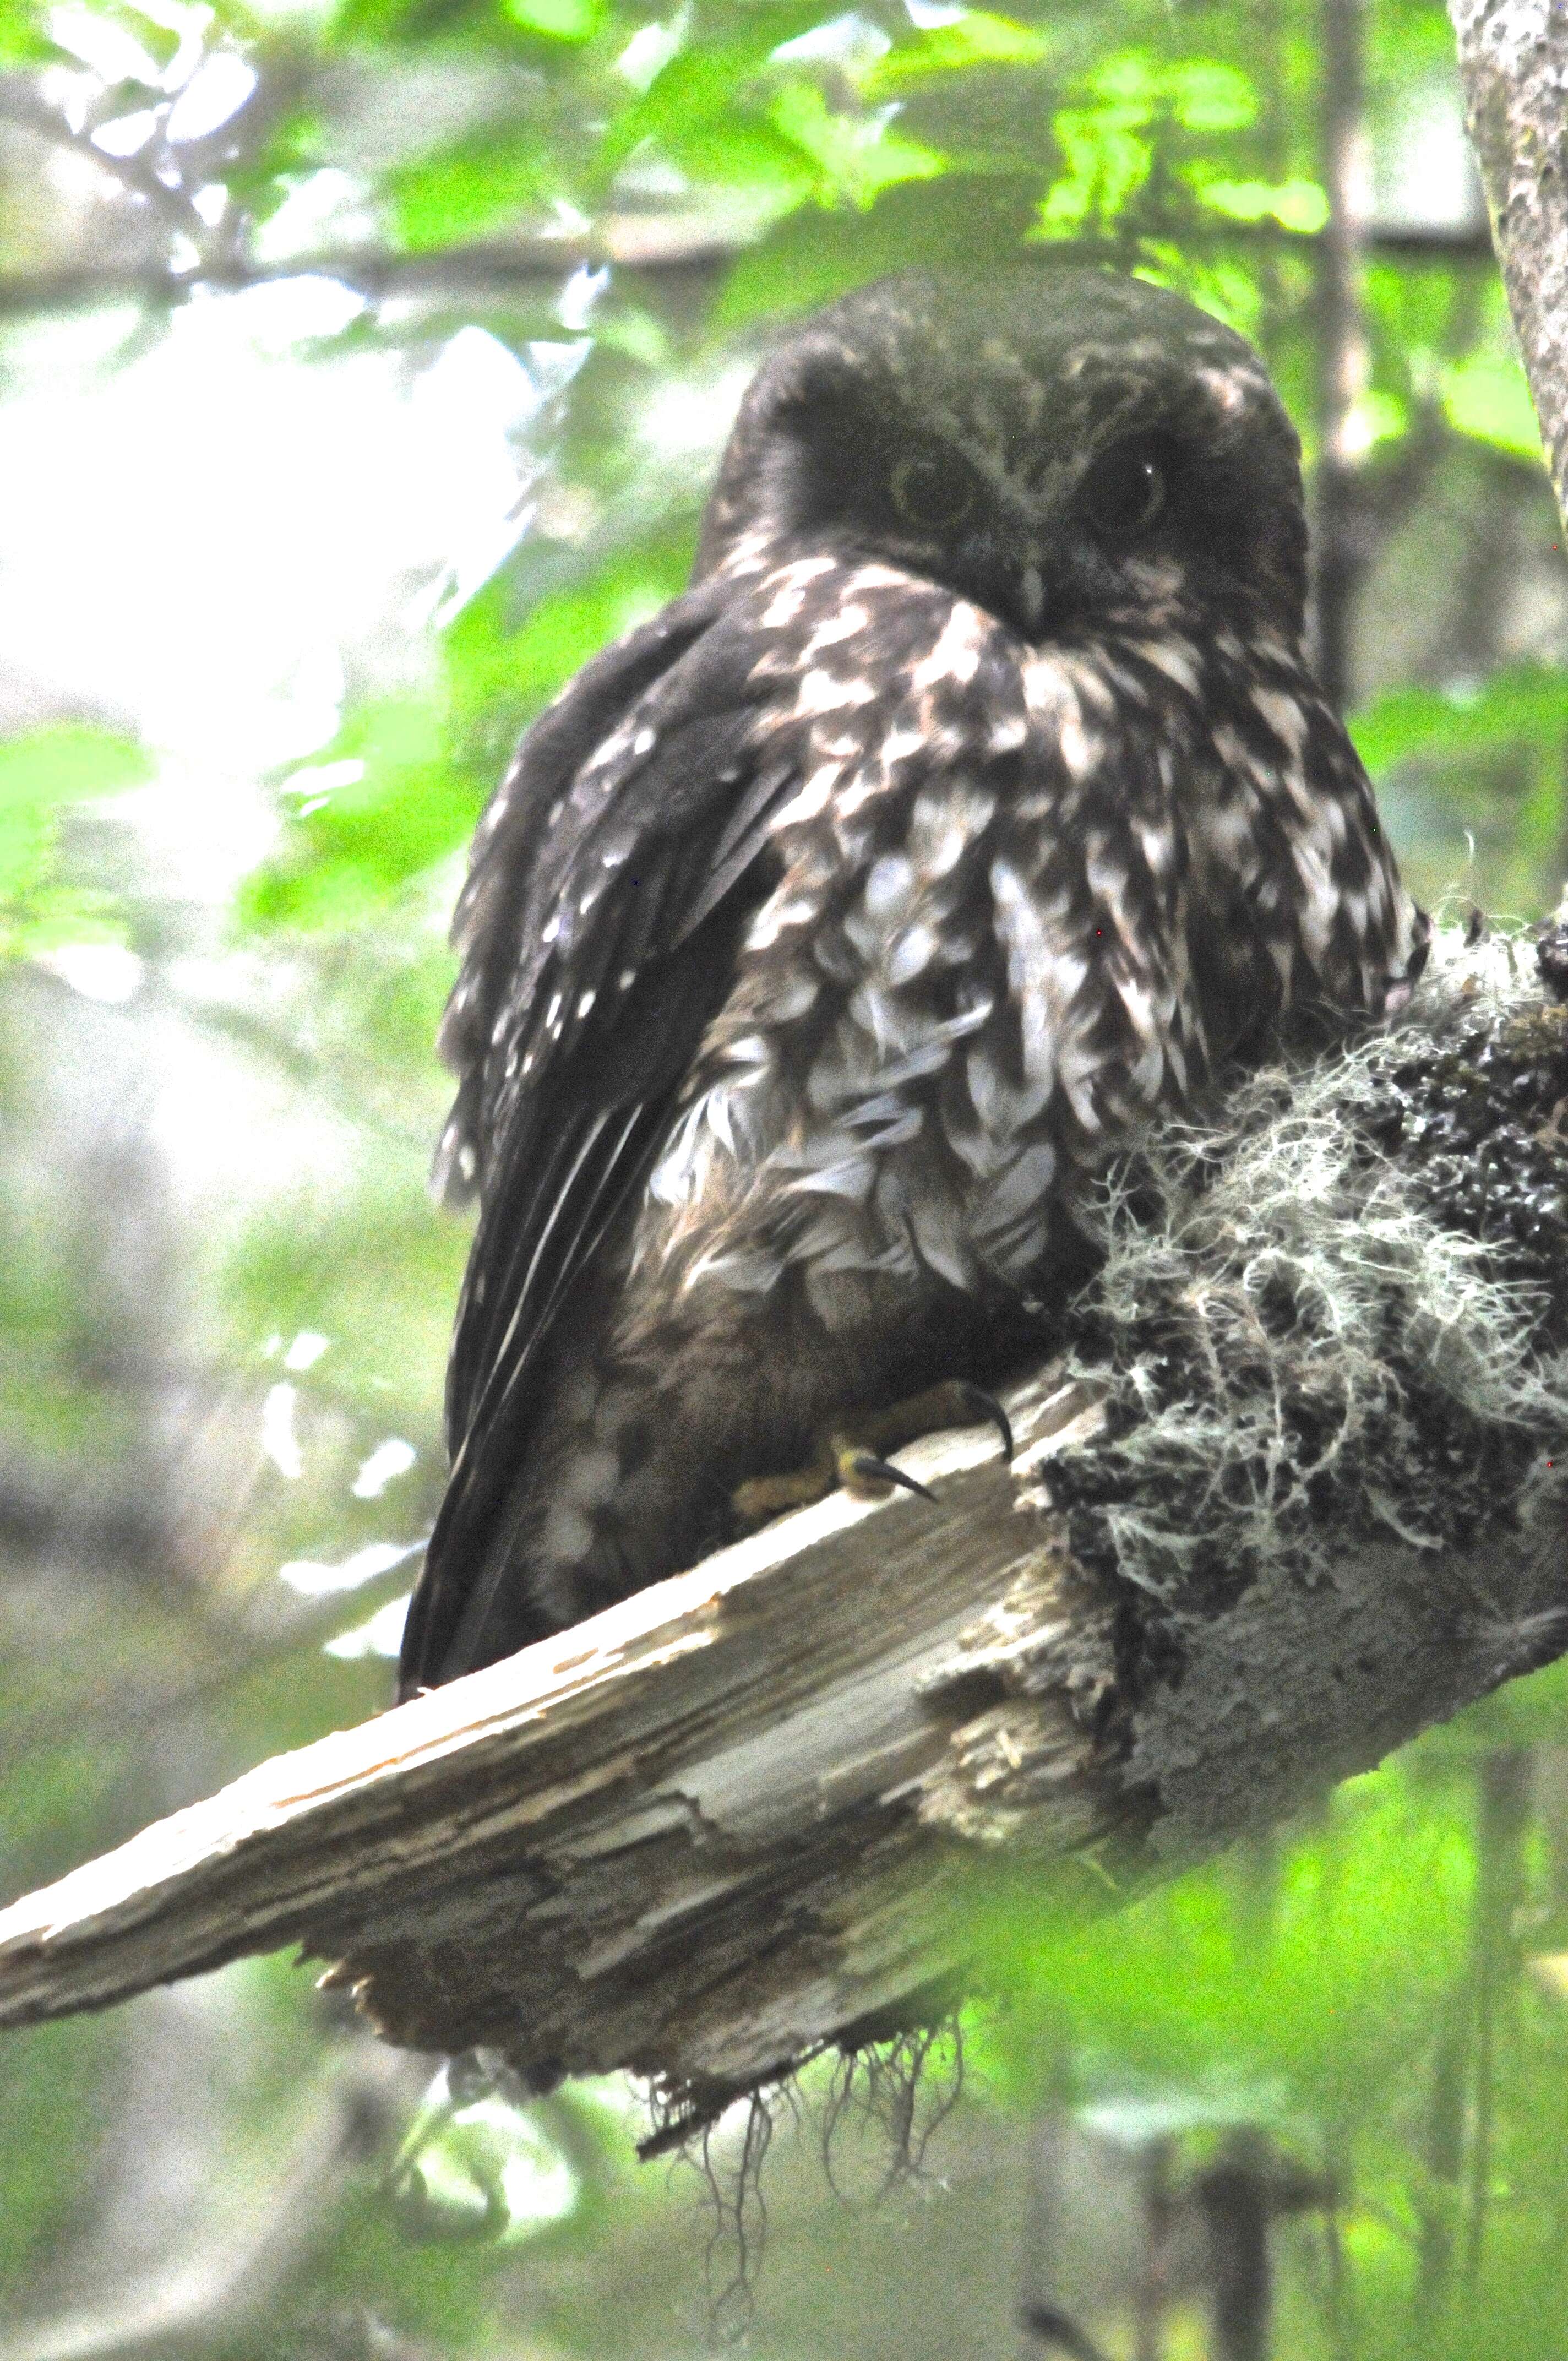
[0,1375,1129,2105]
[0,1348,1550,2113]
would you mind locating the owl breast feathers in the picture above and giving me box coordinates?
[398,267,1428,1698]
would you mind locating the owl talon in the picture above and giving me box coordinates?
[835,1448,936,1505]
[853,1378,1014,1466]
[731,1379,1014,1534]
[946,1383,1015,1464]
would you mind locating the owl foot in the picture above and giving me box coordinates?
[731,1381,1014,1533]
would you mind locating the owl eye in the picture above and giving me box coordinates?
[1079,437,1169,541]
[889,452,974,534]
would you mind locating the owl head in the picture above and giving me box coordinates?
[696,270,1309,648]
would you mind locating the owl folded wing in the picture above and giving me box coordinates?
[399,583,812,1695]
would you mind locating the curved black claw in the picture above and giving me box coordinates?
[842,1451,937,1505]
[953,1383,1015,1464]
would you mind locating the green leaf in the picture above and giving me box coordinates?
[1350,665,1568,777]
[1166,57,1255,133]
[1037,107,1151,236]
[0,726,149,818]
[657,111,819,207]
[239,536,698,939]
[389,124,555,250]
[1441,349,1543,461]
[864,9,1050,94]
[1133,246,1263,339]
[325,0,493,48]
[1035,47,1262,242]
[448,535,695,728]
[1091,50,1159,113]
[220,112,328,224]
[769,79,946,208]
[1195,173,1328,234]
[595,1,845,186]
[1366,253,1470,354]
[502,0,601,38]
[239,698,476,934]
[0,727,150,958]
[0,0,57,63]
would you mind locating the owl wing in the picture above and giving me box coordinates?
[399,578,809,1695]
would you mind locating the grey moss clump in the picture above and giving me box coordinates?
[1050,925,1568,1609]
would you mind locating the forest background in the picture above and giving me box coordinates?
[2,0,1567,2354]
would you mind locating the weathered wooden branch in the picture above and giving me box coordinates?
[3,938,1568,2128]
[0,1373,1548,2117]
[1450,0,1568,530]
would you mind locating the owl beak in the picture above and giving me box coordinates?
[1016,561,1048,636]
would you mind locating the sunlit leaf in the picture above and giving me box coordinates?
[864,8,1050,93]
[1351,665,1568,776]
[1134,244,1262,337]
[1166,57,1255,133]
[1037,110,1151,236]
[0,726,149,818]
[595,0,856,197]
[389,123,558,249]
[0,0,56,62]
[1195,172,1328,233]
[1035,46,1265,244]
[1091,50,1159,111]
[448,534,695,726]
[769,79,945,208]
[240,698,476,932]
[0,728,150,958]
[502,0,602,39]
[1441,350,1543,461]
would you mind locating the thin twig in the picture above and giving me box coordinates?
[0,221,1499,325]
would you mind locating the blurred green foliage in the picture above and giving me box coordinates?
[973,1672,1568,2359]
[0,726,149,955]
[2,0,1568,2355]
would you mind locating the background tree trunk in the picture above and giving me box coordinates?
[1450,0,1568,531]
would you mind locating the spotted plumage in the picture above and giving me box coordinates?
[398,268,1428,1698]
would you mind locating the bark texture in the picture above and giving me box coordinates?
[1450,0,1568,530]
[2,932,1568,2125]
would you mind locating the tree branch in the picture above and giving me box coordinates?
[0,221,1499,326]
[1,932,1566,2128]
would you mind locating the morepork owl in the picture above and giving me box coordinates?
[397,269,1428,1698]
